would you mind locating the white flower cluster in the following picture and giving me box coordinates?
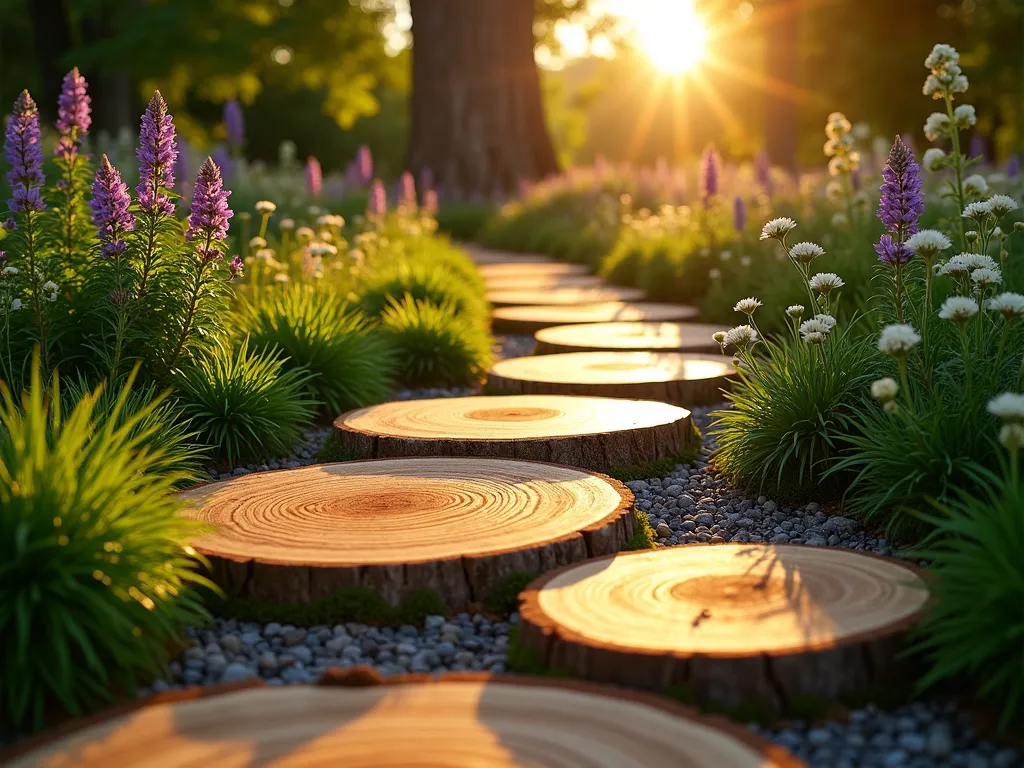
[878,324,921,357]
[41,280,58,303]
[316,214,346,228]
[255,200,277,214]
[937,295,978,323]
[971,267,1002,289]
[279,218,296,231]
[733,297,762,316]
[922,43,969,100]
[249,236,268,249]
[799,314,837,344]
[963,174,989,197]
[308,242,338,257]
[871,377,899,402]
[986,292,1024,319]
[935,252,998,278]
[824,112,860,176]
[760,217,797,241]
[923,112,951,142]
[723,324,758,350]
[786,304,805,319]
[809,272,844,295]
[295,226,315,241]
[789,242,825,264]
[952,104,976,128]
[922,147,946,172]
[9,298,22,312]
[906,229,951,258]
[986,194,1019,218]
[1,265,17,277]
[988,392,1024,451]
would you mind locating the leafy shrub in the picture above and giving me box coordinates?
[240,285,395,415]
[379,295,493,387]
[0,362,211,731]
[434,202,495,240]
[357,261,487,322]
[173,338,317,466]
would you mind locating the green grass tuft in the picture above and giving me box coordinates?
[605,425,702,483]
[485,571,538,615]
[315,438,361,464]
[620,508,658,551]
[505,626,572,678]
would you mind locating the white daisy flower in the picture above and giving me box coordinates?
[906,230,952,258]
[962,201,992,219]
[963,174,990,197]
[712,331,727,345]
[799,316,834,339]
[295,226,315,240]
[971,268,1002,288]
[878,324,921,357]
[937,295,979,323]
[953,104,976,128]
[813,313,837,331]
[986,194,1019,218]
[802,331,826,345]
[870,377,899,402]
[279,218,296,230]
[249,236,268,249]
[255,200,277,214]
[922,148,947,172]
[733,297,762,316]
[987,392,1024,422]
[986,292,1024,319]
[809,272,844,295]
[724,324,758,349]
[760,217,797,240]
[924,112,951,142]
[789,242,825,264]
[786,304,805,319]
[309,243,338,257]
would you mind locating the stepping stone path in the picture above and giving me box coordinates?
[517,544,929,714]
[178,458,634,610]
[333,394,694,471]
[5,669,805,767]
[534,321,731,355]
[483,274,608,291]
[477,261,590,279]
[465,246,555,265]
[492,301,699,334]
[486,285,648,307]
[487,351,736,407]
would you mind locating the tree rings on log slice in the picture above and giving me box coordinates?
[493,301,699,334]
[535,321,732,356]
[518,544,930,713]
[487,285,647,308]
[335,394,693,472]
[3,671,805,768]
[484,274,608,292]
[178,457,634,610]
[487,352,735,407]
[478,261,590,280]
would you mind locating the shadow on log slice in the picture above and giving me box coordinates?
[177,457,634,611]
[477,261,591,279]
[483,274,608,292]
[333,394,694,472]
[517,544,930,715]
[487,352,736,407]
[534,321,732,356]
[492,302,699,335]
[2,669,806,768]
[463,246,556,265]
[486,286,648,308]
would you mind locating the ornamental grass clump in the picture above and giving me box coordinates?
[0,360,212,732]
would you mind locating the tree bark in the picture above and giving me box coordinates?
[407,0,560,197]
[763,0,801,173]
[26,0,74,123]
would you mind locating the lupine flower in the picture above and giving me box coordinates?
[786,304,805,319]
[55,67,91,159]
[4,90,46,212]
[789,241,825,264]
[223,99,245,147]
[255,200,276,215]
[878,324,921,356]
[963,174,989,197]
[969,134,986,160]
[423,189,439,216]
[987,292,1024,319]
[400,171,416,208]
[357,144,373,184]
[970,267,1002,288]
[732,196,746,233]
[755,150,772,193]
[2,218,14,232]
[306,156,322,197]
[938,296,979,323]
[986,195,1018,218]
[228,254,244,278]
[874,234,913,265]
[809,273,844,295]
[368,180,387,217]
[186,157,233,263]
[723,324,758,349]
[987,392,1024,422]
[699,144,720,205]
[733,297,761,315]
[90,155,135,259]
[906,230,952,259]
[1007,156,1020,178]
[871,377,899,402]
[136,91,177,216]
[876,136,924,238]
[760,217,797,240]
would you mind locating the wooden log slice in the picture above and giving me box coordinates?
[464,246,555,265]
[484,274,608,291]
[518,544,930,713]
[493,302,699,335]
[178,457,633,609]
[535,321,731,356]
[478,261,591,280]
[487,286,647,308]
[3,670,805,768]
[487,352,735,407]
[335,394,693,473]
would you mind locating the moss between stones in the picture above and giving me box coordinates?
[605,423,702,484]
[315,438,361,464]
[619,507,657,551]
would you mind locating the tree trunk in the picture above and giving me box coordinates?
[763,0,800,173]
[407,0,560,197]
[26,0,74,123]
[80,16,138,135]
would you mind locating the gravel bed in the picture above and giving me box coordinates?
[494,333,536,360]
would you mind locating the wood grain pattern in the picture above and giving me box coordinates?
[534,321,731,356]
[334,395,694,472]
[487,352,735,406]
[518,545,930,713]
[492,302,699,334]
[177,458,634,609]
[5,670,806,768]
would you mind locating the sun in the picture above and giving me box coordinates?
[627,1,710,75]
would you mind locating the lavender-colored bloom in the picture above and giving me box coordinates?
[400,171,416,208]
[228,254,244,278]
[755,150,772,192]
[2,218,15,232]
[876,136,924,236]
[874,234,913,265]
[306,156,322,197]
[969,134,986,160]
[212,144,233,181]
[1007,155,1021,179]
[733,196,746,233]
[699,144,720,205]
[136,91,178,216]
[186,157,233,263]
[90,154,134,259]
[357,145,372,184]
[55,67,91,159]
[5,91,46,213]
[368,180,387,216]
[223,99,244,147]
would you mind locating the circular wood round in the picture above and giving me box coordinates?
[487,286,647,308]
[178,457,634,609]
[334,395,693,472]
[493,302,699,335]
[487,352,735,407]
[484,274,608,291]
[518,545,930,713]
[478,262,591,280]
[3,671,805,768]
[465,246,555,265]
[535,322,731,356]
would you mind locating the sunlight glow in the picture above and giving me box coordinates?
[624,0,710,75]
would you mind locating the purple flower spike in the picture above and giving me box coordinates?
[357,145,373,185]
[1007,155,1021,179]
[755,150,772,194]
[136,91,178,217]
[876,136,924,236]
[91,154,135,259]
[874,234,913,265]
[223,99,244,147]
[306,156,322,197]
[55,67,91,159]
[969,134,986,161]
[400,171,416,207]
[699,144,720,205]
[212,144,233,180]
[368,180,387,216]
[733,196,746,233]
[5,90,46,213]
[186,157,233,263]
[228,254,244,278]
